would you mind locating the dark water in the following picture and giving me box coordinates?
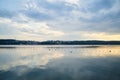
[0,45,120,80]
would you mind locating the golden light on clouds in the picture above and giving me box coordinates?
[83,32,120,40]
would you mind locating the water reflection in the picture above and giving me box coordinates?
[0,46,64,70]
[0,45,120,80]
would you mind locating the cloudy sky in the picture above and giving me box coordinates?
[0,0,120,41]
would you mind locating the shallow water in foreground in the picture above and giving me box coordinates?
[0,45,120,80]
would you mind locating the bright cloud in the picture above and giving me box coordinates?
[0,17,64,40]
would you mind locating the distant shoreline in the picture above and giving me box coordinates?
[0,39,120,45]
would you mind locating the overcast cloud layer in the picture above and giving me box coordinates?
[0,0,120,41]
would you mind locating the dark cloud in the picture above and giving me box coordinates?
[83,0,116,12]
[0,9,15,18]
[23,9,53,21]
[22,0,75,21]
[37,0,74,12]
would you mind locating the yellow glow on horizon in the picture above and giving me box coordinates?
[83,32,120,41]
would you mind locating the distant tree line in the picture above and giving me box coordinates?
[0,39,120,45]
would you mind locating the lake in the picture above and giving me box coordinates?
[0,45,120,80]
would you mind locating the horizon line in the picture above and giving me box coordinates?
[0,39,120,42]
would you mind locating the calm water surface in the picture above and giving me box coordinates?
[0,45,120,80]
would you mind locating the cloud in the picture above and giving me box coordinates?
[23,9,53,21]
[0,17,64,40]
[22,0,75,21]
[19,21,64,37]
[0,9,15,18]
[79,0,115,12]
[0,0,120,40]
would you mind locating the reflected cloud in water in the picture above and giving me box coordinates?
[0,47,64,70]
[0,45,120,80]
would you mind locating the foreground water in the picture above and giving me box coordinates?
[0,45,120,80]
